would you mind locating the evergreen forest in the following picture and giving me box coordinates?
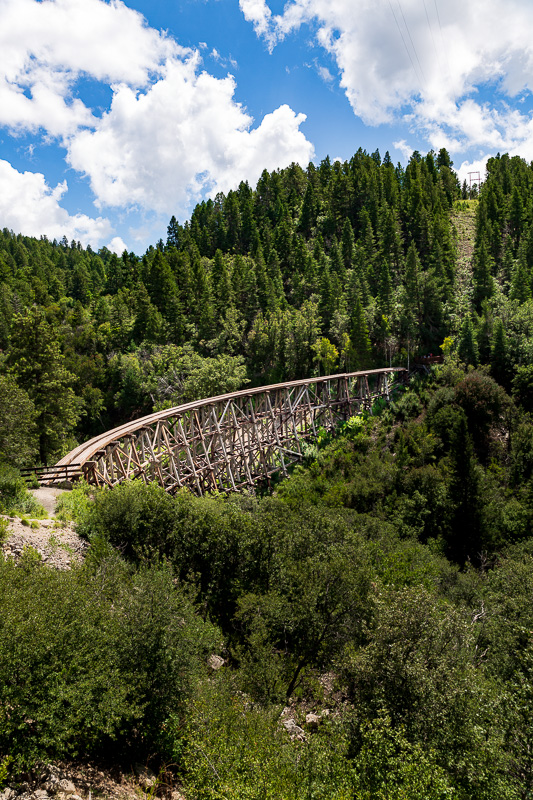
[3,148,533,797]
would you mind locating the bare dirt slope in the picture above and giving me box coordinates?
[1,487,87,569]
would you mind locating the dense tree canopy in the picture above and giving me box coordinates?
[0,147,464,461]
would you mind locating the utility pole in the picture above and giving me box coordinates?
[468,171,481,194]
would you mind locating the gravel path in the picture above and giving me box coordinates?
[31,486,67,516]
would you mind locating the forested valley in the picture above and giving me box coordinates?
[3,148,533,797]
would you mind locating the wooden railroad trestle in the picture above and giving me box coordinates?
[45,368,406,495]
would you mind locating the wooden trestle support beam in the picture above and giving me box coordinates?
[49,368,406,495]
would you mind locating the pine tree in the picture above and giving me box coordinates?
[447,410,483,563]
[329,238,346,282]
[231,254,247,309]
[510,252,531,303]
[457,314,479,366]
[166,215,181,249]
[350,294,372,369]
[377,259,392,314]
[144,251,179,320]
[509,186,523,249]
[267,248,285,308]
[490,317,510,387]
[240,192,257,254]
[379,202,404,280]
[190,246,215,337]
[254,246,272,312]
[212,249,234,314]
[319,260,334,333]
[7,307,81,464]
[341,218,355,272]
[223,191,241,252]
[501,235,515,287]
[473,236,494,309]
[243,259,260,321]
[299,181,316,236]
[404,242,421,325]
[167,249,192,311]
[105,253,124,294]
[132,282,165,344]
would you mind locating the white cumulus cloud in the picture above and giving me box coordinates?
[239,0,273,41]
[0,0,180,135]
[66,62,313,216]
[242,0,533,158]
[0,0,314,224]
[107,236,129,254]
[0,160,112,246]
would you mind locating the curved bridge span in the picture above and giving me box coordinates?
[48,368,406,495]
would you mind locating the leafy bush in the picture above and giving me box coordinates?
[80,479,178,556]
[0,466,45,517]
[454,370,511,455]
[342,586,508,799]
[0,554,219,769]
[55,480,93,523]
[352,715,457,800]
[0,756,12,790]
[0,374,38,468]
[391,389,422,421]
[0,518,8,546]
[176,673,354,800]
[512,364,533,413]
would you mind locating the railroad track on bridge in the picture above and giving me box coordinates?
[30,368,406,495]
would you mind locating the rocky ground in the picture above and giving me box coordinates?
[0,488,87,569]
[0,762,185,800]
[0,516,87,569]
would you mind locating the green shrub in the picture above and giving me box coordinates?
[0,466,46,518]
[176,674,354,799]
[0,555,219,769]
[80,480,177,555]
[55,480,93,524]
[392,390,422,421]
[351,715,457,800]
[0,518,9,546]
[0,755,12,790]
[0,467,27,514]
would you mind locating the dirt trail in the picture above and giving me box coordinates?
[30,486,66,517]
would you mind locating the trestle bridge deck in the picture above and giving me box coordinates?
[32,368,406,495]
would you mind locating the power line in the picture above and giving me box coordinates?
[396,0,427,88]
[387,0,425,94]
[423,0,442,75]
[433,0,452,85]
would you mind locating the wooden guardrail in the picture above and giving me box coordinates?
[19,464,83,486]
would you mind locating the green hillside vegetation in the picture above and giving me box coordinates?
[0,146,461,463]
[4,149,533,796]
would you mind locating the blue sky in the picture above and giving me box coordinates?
[1,0,533,254]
